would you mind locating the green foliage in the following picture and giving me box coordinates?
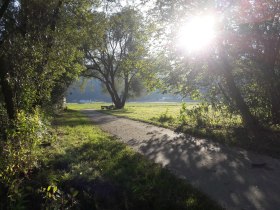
[157,108,174,124]
[0,105,9,139]
[179,102,187,125]
[153,0,280,130]
[181,103,242,128]
[0,2,99,205]
[83,6,158,108]
[0,109,52,209]
[0,0,97,118]
[40,184,79,209]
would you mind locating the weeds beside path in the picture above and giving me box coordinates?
[84,109,280,210]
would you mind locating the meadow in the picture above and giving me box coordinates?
[68,102,280,158]
[69,102,189,128]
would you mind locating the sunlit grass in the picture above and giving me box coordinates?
[67,102,244,132]
[101,103,183,128]
[67,102,243,131]
[68,102,241,129]
[69,102,280,158]
[27,109,222,209]
[68,102,197,128]
[66,102,109,110]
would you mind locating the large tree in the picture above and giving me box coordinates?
[234,1,280,125]
[0,0,97,119]
[153,0,280,132]
[83,7,154,109]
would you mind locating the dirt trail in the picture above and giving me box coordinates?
[83,110,280,210]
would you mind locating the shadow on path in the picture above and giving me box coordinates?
[83,109,280,210]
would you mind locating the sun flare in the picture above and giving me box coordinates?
[177,15,217,53]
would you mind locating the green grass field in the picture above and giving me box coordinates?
[68,102,280,158]
[19,109,221,209]
[68,102,195,128]
[67,102,243,138]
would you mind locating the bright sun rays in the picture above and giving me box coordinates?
[176,15,217,53]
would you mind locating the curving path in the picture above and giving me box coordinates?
[83,109,280,210]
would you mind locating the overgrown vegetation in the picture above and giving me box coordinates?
[0,109,52,208]
[0,110,222,209]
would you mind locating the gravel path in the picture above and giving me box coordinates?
[83,110,280,210]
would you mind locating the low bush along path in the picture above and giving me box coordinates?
[83,109,280,210]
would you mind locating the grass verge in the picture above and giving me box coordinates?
[19,109,222,209]
[68,103,280,158]
[68,102,187,128]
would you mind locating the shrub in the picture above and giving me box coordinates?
[158,108,174,123]
[179,102,187,125]
[179,103,242,128]
[0,109,52,209]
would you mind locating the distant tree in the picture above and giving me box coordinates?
[83,7,155,109]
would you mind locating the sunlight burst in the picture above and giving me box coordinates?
[177,15,217,53]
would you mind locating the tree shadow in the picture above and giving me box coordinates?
[81,110,120,126]
[175,124,280,159]
[102,109,133,114]
[124,132,280,210]
[33,136,221,210]
[51,110,280,209]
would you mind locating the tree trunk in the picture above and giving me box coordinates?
[271,94,280,124]
[262,63,280,125]
[114,101,125,109]
[102,76,128,109]
[220,54,260,133]
[0,58,15,119]
[269,77,280,124]
[105,81,117,104]
[103,79,124,109]
[119,77,129,109]
[265,38,280,124]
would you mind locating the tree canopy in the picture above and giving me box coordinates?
[0,0,99,119]
[152,0,280,132]
[83,6,156,108]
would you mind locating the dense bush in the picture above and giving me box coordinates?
[179,103,242,128]
[0,109,52,209]
[158,108,175,123]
